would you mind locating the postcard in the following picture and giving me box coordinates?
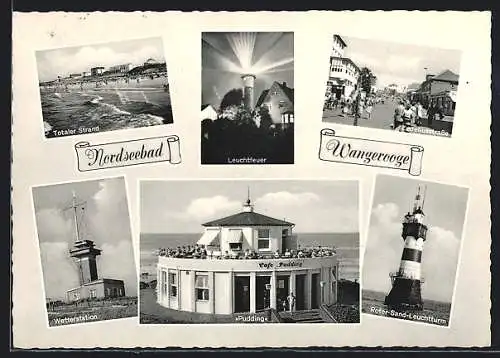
[11,11,491,349]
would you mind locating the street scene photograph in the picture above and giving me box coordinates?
[201,32,294,164]
[36,37,174,139]
[139,180,360,324]
[32,177,138,327]
[322,35,461,137]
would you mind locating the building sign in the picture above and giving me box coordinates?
[258,260,304,269]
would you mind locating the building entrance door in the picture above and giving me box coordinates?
[234,276,250,313]
[311,273,320,309]
[295,274,306,310]
[276,275,290,311]
[255,276,271,311]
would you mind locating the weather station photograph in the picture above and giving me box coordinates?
[31,177,138,327]
[201,32,294,165]
[139,180,360,324]
[322,35,461,138]
[36,37,174,139]
[361,175,469,327]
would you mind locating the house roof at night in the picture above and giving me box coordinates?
[432,69,459,82]
[255,81,294,107]
[202,210,294,227]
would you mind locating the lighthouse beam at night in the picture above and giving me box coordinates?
[384,185,428,311]
[241,74,256,110]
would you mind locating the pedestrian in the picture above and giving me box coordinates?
[365,98,373,120]
[282,299,287,312]
[393,100,404,130]
[415,101,424,126]
[402,103,414,131]
[287,292,296,312]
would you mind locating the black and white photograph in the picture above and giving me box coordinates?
[139,180,360,324]
[201,32,294,164]
[36,37,174,139]
[32,177,138,326]
[362,175,469,327]
[322,35,461,138]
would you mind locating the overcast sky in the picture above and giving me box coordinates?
[362,175,468,303]
[202,32,294,108]
[340,35,462,88]
[36,37,166,82]
[140,180,358,234]
[32,177,137,300]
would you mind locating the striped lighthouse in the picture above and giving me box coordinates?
[384,185,428,310]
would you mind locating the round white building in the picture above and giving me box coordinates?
[156,197,339,316]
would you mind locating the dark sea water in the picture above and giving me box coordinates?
[140,232,359,281]
[362,289,451,327]
[41,88,173,138]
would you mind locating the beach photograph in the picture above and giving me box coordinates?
[362,175,469,327]
[32,177,138,326]
[139,180,360,324]
[201,32,294,164]
[36,37,173,139]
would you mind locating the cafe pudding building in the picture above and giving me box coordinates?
[156,196,339,316]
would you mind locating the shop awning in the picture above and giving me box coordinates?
[197,230,220,246]
[227,229,243,243]
[448,91,457,102]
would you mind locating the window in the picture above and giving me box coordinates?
[229,242,242,251]
[257,229,270,249]
[89,289,97,299]
[169,272,178,298]
[106,288,111,297]
[195,274,209,301]
[162,270,168,296]
[258,229,270,238]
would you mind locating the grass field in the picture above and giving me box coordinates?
[47,297,138,326]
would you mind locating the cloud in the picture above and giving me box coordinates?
[86,179,131,246]
[37,41,165,81]
[254,191,320,208]
[39,241,80,300]
[35,208,74,243]
[163,190,358,234]
[99,240,138,297]
[363,202,461,302]
[184,195,241,221]
[39,240,138,299]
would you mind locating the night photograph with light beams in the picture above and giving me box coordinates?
[201,32,294,165]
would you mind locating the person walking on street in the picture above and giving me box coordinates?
[353,88,362,126]
[400,103,414,131]
[287,292,296,313]
[365,97,373,120]
[393,100,405,129]
[415,101,424,126]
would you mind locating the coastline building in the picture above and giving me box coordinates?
[65,192,126,302]
[384,186,428,311]
[255,81,294,129]
[156,194,339,315]
[90,66,105,76]
[107,63,133,74]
